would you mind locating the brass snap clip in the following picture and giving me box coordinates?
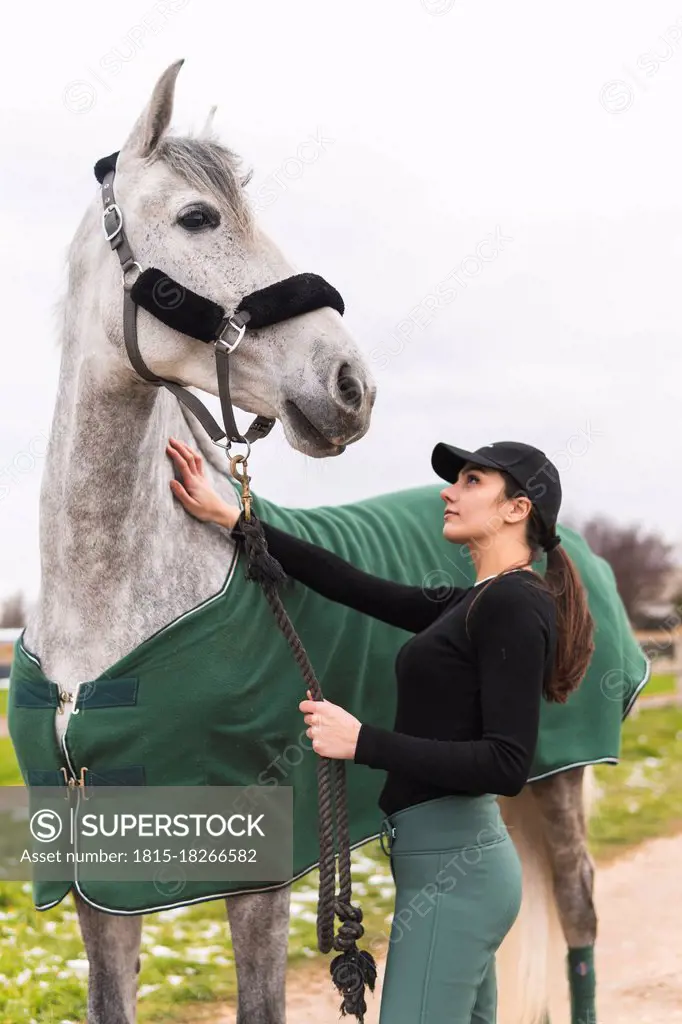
[230,453,253,522]
[60,766,90,800]
[57,689,73,715]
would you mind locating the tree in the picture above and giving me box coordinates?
[0,591,27,628]
[581,517,676,625]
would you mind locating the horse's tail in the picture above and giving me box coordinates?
[495,785,566,1024]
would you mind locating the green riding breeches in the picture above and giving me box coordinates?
[378,794,522,1024]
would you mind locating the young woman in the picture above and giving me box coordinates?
[166,435,594,1024]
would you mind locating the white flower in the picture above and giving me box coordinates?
[149,945,178,958]
[185,945,225,963]
[65,959,89,974]
[138,984,160,998]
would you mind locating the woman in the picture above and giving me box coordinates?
[166,435,594,1024]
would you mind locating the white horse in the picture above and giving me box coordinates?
[26,60,375,1023]
[23,60,600,1024]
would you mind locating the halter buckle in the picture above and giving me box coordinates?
[122,261,143,290]
[102,203,123,242]
[215,316,247,355]
[211,436,252,459]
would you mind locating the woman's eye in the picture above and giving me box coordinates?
[178,207,218,231]
[466,473,479,484]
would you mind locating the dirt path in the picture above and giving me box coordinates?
[203,830,682,1024]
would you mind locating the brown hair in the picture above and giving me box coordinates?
[465,470,595,703]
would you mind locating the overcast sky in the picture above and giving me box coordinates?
[2,0,681,602]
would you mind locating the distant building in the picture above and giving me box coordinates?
[0,627,21,681]
[638,566,682,625]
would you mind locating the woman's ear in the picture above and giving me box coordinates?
[508,495,533,523]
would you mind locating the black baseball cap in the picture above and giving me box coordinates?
[431,440,562,536]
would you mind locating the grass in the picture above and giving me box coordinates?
[641,671,676,696]
[590,703,682,860]
[0,734,22,786]
[0,837,395,1024]
[0,702,681,1022]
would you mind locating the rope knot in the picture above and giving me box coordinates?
[333,901,365,950]
[235,511,288,589]
[334,900,363,924]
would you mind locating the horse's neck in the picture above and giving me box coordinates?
[27,328,240,688]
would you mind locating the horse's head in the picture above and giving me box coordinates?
[87,60,375,457]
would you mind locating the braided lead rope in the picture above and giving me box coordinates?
[235,509,377,1020]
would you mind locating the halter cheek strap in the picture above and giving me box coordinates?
[96,150,344,451]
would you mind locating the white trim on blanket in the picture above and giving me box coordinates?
[34,647,653,916]
[34,831,385,915]
[527,651,651,782]
[18,542,242,673]
[623,652,652,719]
[527,756,619,783]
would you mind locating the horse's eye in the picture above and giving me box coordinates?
[178,206,218,231]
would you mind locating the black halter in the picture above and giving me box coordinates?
[95,151,345,453]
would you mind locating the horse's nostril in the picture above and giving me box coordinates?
[336,363,364,409]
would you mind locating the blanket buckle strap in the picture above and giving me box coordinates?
[59,766,90,798]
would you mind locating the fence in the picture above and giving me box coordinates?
[634,625,682,707]
[0,628,21,684]
[1,627,681,700]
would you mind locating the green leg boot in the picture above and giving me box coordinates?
[567,945,596,1024]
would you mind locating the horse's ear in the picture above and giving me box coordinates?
[198,105,218,140]
[120,59,184,159]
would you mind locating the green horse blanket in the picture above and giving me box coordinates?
[8,483,649,914]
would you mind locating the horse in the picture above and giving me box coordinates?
[10,61,648,1024]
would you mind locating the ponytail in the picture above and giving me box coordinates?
[465,472,595,704]
[541,542,595,703]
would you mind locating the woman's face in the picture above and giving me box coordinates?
[439,463,510,546]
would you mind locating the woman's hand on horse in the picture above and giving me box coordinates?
[166,437,239,528]
[299,689,362,760]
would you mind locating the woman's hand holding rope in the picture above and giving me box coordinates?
[300,689,362,760]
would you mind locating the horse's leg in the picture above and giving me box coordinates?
[531,767,597,1024]
[226,886,291,1024]
[74,892,143,1024]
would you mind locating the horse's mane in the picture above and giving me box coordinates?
[153,135,254,239]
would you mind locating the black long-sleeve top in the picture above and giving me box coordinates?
[231,518,557,816]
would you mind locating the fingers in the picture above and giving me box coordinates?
[169,479,199,509]
[299,699,323,714]
[167,437,204,477]
[166,442,192,479]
